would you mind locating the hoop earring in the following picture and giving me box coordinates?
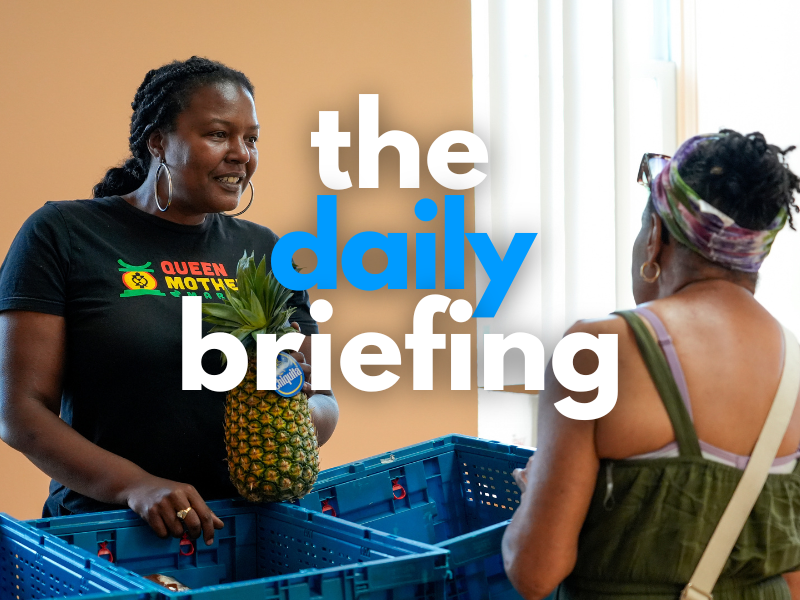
[154,161,172,212]
[640,261,661,283]
[221,181,254,217]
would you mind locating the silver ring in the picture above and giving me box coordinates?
[154,161,173,212]
[220,181,254,217]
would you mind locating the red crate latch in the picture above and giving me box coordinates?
[391,478,407,500]
[321,499,337,517]
[97,541,114,563]
[180,533,195,556]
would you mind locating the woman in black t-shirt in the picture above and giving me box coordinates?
[0,57,338,546]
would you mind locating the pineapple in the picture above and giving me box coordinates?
[202,251,319,502]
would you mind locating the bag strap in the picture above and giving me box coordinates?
[681,325,800,600]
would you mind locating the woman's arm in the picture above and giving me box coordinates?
[785,572,800,599]
[0,311,223,544]
[501,321,602,599]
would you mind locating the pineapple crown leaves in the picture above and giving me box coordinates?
[202,251,297,354]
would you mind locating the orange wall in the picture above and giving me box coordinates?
[0,2,476,519]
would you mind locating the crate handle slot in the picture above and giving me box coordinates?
[97,541,114,563]
[179,533,195,556]
[321,499,337,517]
[391,478,407,500]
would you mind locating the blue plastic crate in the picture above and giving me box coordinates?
[1,513,153,600]
[295,434,535,600]
[26,499,449,599]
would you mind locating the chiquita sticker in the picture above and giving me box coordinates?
[275,352,305,397]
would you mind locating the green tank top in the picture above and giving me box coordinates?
[555,310,800,600]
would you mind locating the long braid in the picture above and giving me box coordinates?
[93,57,254,198]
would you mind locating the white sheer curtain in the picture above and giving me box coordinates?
[474,0,800,446]
[473,0,617,387]
[473,0,677,446]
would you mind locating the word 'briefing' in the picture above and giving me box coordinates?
[183,94,618,421]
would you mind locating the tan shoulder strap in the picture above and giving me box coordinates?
[682,325,800,600]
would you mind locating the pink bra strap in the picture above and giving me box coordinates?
[633,307,694,419]
[632,306,800,462]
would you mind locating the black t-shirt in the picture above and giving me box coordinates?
[0,196,317,515]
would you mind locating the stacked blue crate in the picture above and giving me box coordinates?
[0,513,153,600]
[295,434,535,600]
[26,499,449,599]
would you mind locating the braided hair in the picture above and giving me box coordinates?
[677,129,800,231]
[93,57,255,198]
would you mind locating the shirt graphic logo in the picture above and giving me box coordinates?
[119,260,166,297]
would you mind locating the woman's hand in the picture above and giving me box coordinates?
[288,322,339,446]
[288,322,313,395]
[512,456,534,494]
[124,475,224,545]
[0,311,224,543]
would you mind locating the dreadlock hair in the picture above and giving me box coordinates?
[677,129,800,231]
[93,57,255,198]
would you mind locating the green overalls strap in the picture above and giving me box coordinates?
[614,310,702,457]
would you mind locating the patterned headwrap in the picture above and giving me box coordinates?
[650,133,788,272]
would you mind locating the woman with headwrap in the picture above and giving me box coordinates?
[502,131,800,600]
